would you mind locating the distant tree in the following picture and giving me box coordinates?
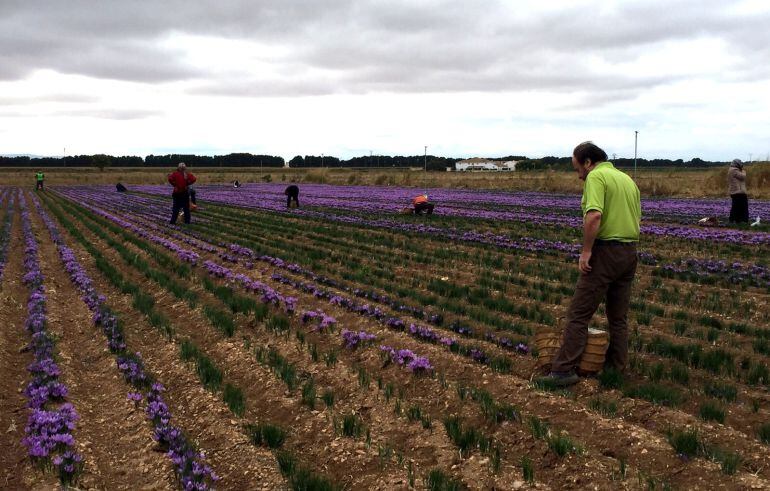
[288,156,304,168]
[92,154,111,171]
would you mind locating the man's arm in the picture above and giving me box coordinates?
[579,210,602,274]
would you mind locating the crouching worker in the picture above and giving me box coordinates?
[535,141,641,387]
[116,183,127,192]
[412,194,434,215]
[168,162,197,224]
[285,184,299,208]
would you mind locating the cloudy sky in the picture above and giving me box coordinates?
[1,0,769,162]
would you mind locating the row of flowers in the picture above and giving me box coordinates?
[100,182,770,245]
[56,187,770,292]
[30,194,218,490]
[18,193,83,485]
[50,193,533,372]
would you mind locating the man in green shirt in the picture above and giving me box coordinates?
[537,141,641,386]
[35,171,45,190]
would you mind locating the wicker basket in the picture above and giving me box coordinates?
[534,328,609,374]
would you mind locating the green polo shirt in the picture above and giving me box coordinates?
[581,162,641,242]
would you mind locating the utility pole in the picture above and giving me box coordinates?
[634,131,639,179]
[370,150,372,167]
[424,145,427,172]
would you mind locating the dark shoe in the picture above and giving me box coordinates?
[534,371,579,387]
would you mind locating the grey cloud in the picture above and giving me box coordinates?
[2,0,770,101]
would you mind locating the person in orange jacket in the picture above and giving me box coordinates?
[412,193,434,215]
[168,162,197,224]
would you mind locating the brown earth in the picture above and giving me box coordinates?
[59,194,770,489]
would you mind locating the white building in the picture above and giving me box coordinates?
[455,158,517,171]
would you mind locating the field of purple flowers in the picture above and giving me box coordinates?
[0,183,768,490]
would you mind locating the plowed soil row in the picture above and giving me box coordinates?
[25,191,176,490]
[124,201,770,472]
[35,193,286,490]
[52,192,768,488]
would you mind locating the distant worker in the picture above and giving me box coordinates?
[728,159,749,224]
[116,183,127,192]
[233,180,241,188]
[536,142,641,387]
[35,171,45,190]
[412,194,434,215]
[168,162,197,224]
[285,184,299,208]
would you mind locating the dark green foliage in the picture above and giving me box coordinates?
[203,305,236,337]
[623,383,683,406]
[599,367,624,390]
[547,432,580,457]
[443,417,487,458]
[668,363,690,385]
[246,423,286,449]
[648,362,665,382]
[425,469,465,491]
[406,405,422,422]
[266,313,291,334]
[527,416,549,440]
[340,414,365,438]
[223,384,245,416]
[489,356,512,373]
[636,312,652,326]
[321,389,335,408]
[178,339,223,391]
[703,381,737,402]
[180,339,198,361]
[469,388,519,424]
[324,350,338,367]
[276,450,296,476]
[714,449,741,475]
[667,428,702,458]
[698,401,725,423]
[588,397,618,417]
[196,355,223,391]
[758,423,770,444]
[521,456,535,485]
[301,378,316,409]
[289,467,339,491]
[673,321,687,336]
[265,347,298,391]
[746,363,769,385]
[357,367,370,388]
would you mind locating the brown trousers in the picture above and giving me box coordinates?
[551,242,638,373]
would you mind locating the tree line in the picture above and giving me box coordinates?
[0,153,736,170]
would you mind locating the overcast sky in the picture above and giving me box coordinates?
[1,0,769,161]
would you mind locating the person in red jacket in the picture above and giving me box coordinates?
[168,162,197,224]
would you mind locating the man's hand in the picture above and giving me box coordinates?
[579,250,592,274]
